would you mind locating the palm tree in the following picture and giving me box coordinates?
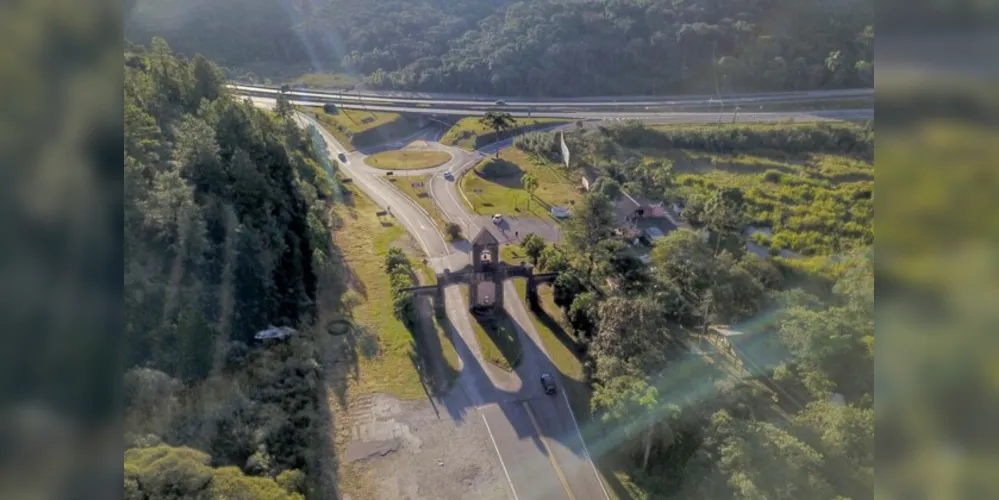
[479,111,516,157]
[521,172,539,210]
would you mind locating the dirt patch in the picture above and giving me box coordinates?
[337,392,509,500]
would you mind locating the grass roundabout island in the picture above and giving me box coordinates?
[364,149,452,170]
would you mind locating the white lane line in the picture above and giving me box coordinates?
[560,386,610,500]
[482,412,520,500]
[302,114,435,255]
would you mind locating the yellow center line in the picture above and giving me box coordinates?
[522,401,575,500]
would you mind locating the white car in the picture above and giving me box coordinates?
[550,206,570,219]
[492,214,503,224]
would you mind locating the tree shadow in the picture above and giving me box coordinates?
[527,284,583,356]
[469,307,523,370]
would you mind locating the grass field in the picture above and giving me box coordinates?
[442,117,569,150]
[332,185,450,399]
[620,123,874,256]
[459,287,522,371]
[460,148,582,220]
[388,175,451,234]
[365,150,451,170]
[310,108,413,151]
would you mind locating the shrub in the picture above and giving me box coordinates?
[476,158,521,178]
[384,247,410,274]
[762,170,783,183]
[445,222,463,241]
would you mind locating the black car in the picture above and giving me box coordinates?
[540,373,557,395]
[338,153,348,163]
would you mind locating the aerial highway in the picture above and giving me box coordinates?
[234,83,873,119]
[232,83,872,109]
[252,94,873,122]
[285,91,871,499]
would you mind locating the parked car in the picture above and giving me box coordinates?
[492,214,503,224]
[550,206,571,219]
[642,227,666,244]
[540,373,557,395]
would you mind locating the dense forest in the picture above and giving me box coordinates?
[523,189,874,497]
[124,39,338,498]
[126,0,873,96]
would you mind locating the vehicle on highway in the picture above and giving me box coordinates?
[494,99,507,106]
[540,373,557,395]
[491,214,503,224]
[337,153,347,163]
[443,171,454,181]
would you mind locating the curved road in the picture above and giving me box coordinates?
[294,104,872,500]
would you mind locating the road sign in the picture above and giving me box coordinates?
[411,182,424,188]
[559,132,570,168]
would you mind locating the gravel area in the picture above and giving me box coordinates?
[343,391,509,500]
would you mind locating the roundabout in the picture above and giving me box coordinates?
[364,149,452,170]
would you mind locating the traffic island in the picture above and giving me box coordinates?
[365,149,452,170]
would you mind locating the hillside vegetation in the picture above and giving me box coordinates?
[516,120,874,255]
[127,0,873,96]
[125,39,339,498]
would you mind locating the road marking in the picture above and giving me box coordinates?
[482,413,520,500]
[522,401,575,500]
[303,114,437,255]
[560,384,611,500]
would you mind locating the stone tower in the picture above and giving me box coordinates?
[468,227,503,314]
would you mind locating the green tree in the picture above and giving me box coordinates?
[564,193,616,278]
[275,93,294,120]
[553,270,585,310]
[479,111,515,156]
[591,176,621,200]
[519,232,545,266]
[707,411,835,500]
[566,291,598,340]
[703,187,747,255]
[445,222,463,242]
[538,245,569,273]
[521,172,539,209]
[125,445,303,500]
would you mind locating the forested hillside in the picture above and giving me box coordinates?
[124,39,337,498]
[126,0,873,96]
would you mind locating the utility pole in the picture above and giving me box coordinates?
[732,106,740,124]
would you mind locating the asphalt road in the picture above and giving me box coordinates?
[234,83,872,109]
[256,95,872,122]
[290,100,872,499]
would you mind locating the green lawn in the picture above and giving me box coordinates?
[310,108,415,151]
[459,287,522,371]
[459,148,582,220]
[441,117,569,150]
[365,150,451,170]
[388,175,452,236]
[332,185,442,399]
